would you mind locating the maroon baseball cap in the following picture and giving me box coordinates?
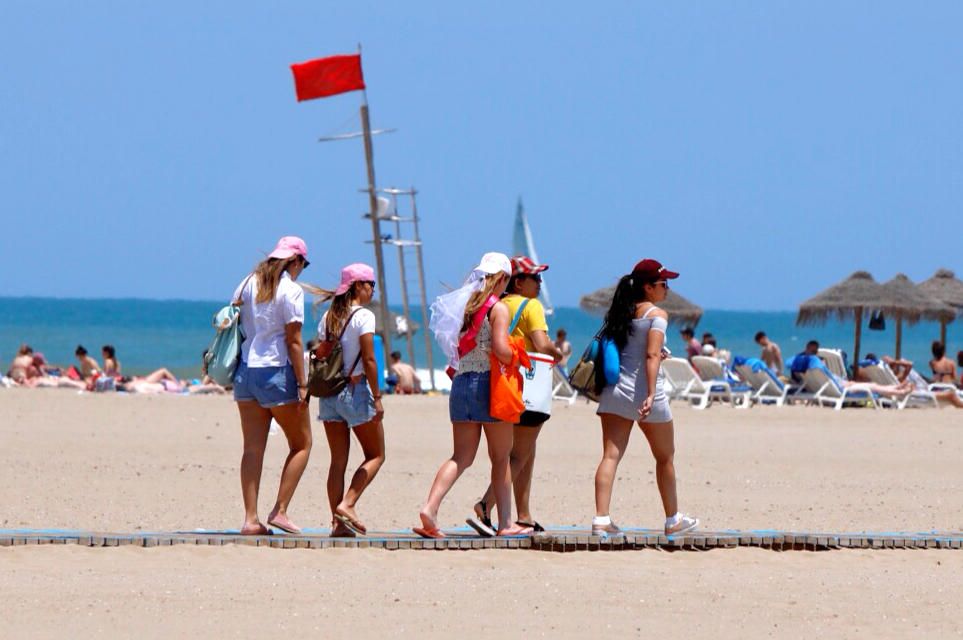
[632,259,679,280]
[511,255,549,275]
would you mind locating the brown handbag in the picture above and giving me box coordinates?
[307,309,362,398]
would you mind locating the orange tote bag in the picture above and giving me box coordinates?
[489,336,532,423]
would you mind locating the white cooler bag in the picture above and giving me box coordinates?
[521,352,555,415]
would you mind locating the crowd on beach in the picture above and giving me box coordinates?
[3,343,227,395]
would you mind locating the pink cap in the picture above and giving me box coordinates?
[335,263,376,295]
[268,236,309,261]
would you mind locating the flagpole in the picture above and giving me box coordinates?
[357,45,393,362]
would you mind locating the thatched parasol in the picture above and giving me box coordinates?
[797,271,886,375]
[579,285,703,326]
[878,274,956,359]
[918,268,963,345]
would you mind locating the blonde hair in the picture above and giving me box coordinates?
[461,273,507,332]
[251,255,321,305]
[314,282,366,337]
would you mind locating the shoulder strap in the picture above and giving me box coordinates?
[508,298,530,334]
[337,308,363,341]
[640,304,659,320]
[233,273,255,306]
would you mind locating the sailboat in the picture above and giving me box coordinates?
[512,198,554,315]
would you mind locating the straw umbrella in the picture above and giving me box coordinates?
[918,268,963,346]
[579,285,703,326]
[878,274,956,359]
[797,271,886,375]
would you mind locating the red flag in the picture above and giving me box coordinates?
[290,54,365,101]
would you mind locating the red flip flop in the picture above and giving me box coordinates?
[412,525,446,539]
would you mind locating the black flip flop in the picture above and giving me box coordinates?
[516,520,545,533]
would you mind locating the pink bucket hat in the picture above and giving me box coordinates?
[268,236,309,261]
[335,263,376,295]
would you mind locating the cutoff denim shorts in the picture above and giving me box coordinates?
[449,370,498,423]
[233,361,299,408]
[317,380,378,428]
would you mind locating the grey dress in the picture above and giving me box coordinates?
[596,307,672,423]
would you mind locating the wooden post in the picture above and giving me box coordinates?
[360,103,392,360]
[410,189,436,391]
[853,307,862,380]
[940,319,947,348]
[895,317,903,360]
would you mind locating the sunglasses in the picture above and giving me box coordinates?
[654,280,669,289]
[364,280,376,289]
[299,255,310,269]
[522,274,542,283]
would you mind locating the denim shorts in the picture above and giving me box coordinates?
[449,370,498,423]
[317,380,378,428]
[233,361,299,408]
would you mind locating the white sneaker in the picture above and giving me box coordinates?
[591,520,624,539]
[665,514,699,536]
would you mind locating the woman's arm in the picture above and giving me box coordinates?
[489,302,513,365]
[645,325,666,399]
[529,330,563,361]
[284,321,307,403]
[359,332,384,420]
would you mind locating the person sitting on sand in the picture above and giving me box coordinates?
[7,344,34,384]
[755,331,784,376]
[74,345,101,381]
[929,341,957,385]
[389,351,421,395]
[102,345,121,377]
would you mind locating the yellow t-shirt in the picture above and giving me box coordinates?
[502,294,548,352]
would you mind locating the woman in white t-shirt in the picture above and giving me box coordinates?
[232,236,313,536]
[315,263,385,537]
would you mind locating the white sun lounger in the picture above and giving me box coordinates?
[861,364,938,409]
[733,363,807,406]
[552,366,578,404]
[662,357,750,409]
[802,367,880,410]
[817,348,848,380]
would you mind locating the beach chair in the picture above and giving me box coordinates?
[862,363,938,409]
[661,357,749,409]
[691,356,752,408]
[817,348,848,380]
[733,363,806,406]
[802,367,879,410]
[551,366,578,405]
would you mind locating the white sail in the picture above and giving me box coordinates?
[512,198,554,314]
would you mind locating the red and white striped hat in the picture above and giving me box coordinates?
[511,255,549,275]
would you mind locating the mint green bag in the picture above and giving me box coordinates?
[203,276,251,386]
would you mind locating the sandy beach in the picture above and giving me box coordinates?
[2,388,962,638]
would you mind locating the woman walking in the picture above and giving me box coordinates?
[315,263,386,537]
[592,259,699,538]
[415,252,532,538]
[469,256,562,536]
[233,236,313,535]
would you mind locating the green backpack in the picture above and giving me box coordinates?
[308,309,363,398]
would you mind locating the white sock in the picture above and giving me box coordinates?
[666,512,682,527]
[592,515,611,526]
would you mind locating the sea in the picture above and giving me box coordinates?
[2,297,959,384]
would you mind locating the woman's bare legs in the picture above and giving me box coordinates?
[237,400,272,534]
[265,401,312,530]
[479,424,542,523]
[483,421,528,534]
[323,421,351,520]
[639,420,678,517]
[144,368,177,384]
[935,389,963,408]
[594,413,634,516]
[420,423,481,529]
[331,418,386,528]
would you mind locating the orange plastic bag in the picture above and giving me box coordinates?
[489,336,532,423]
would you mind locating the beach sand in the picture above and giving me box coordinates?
[1,389,961,637]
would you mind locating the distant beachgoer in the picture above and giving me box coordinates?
[102,345,121,377]
[555,328,572,376]
[958,351,963,387]
[680,327,701,363]
[929,341,957,384]
[389,351,421,395]
[754,331,784,375]
[231,236,313,536]
[74,346,101,381]
[789,340,820,384]
[315,263,386,537]
[469,255,563,536]
[415,252,531,538]
[593,259,699,539]
[7,344,34,384]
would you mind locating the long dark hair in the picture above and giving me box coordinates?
[603,272,657,351]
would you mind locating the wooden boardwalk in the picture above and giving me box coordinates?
[2,527,962,551]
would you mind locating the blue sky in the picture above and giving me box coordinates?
[2,1,961,309]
